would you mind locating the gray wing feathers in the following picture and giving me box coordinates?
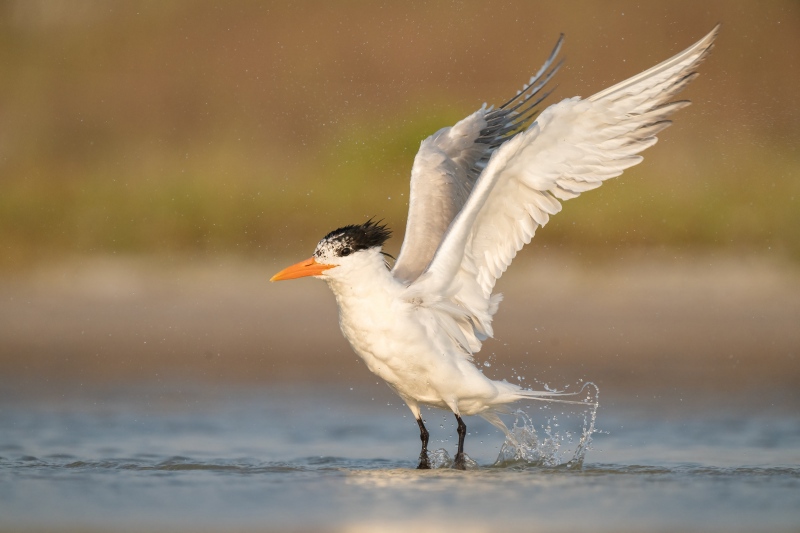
[392,127,484,284]
[391,36,564,284]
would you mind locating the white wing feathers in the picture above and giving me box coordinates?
[406,25,719,358]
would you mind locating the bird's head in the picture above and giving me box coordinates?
[270,220,391,281]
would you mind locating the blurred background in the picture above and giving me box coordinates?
[0,0,798,404]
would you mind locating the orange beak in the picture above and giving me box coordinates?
[270,256,336,281]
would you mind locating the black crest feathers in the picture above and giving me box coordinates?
[319,219,392,257]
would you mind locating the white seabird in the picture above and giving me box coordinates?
[272,26,719,469]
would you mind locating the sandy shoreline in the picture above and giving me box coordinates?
[1,253,798,406]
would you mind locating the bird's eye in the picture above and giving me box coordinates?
[341,247,352,257]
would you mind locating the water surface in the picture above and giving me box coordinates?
[1,383,798,532]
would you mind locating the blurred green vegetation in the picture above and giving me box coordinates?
[1,1,798,268]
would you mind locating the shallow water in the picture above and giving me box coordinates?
[1,382,798,532]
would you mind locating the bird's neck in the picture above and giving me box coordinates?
[324,249,400,306]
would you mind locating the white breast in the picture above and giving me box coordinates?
[323,249,505,413]
[331,271,441,400]
[342,303,510,414]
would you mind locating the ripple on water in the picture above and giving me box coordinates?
[8,454,800,477]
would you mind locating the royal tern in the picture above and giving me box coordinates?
[272,26,719,469]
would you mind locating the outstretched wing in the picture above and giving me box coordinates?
[391,36,563,284]
[407,25,719,356]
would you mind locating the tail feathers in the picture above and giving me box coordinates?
[508,381,599,407]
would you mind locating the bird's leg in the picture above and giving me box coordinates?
[416,417,430,469]
[453,414,468,470]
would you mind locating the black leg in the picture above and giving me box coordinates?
[416,417,430,469]
[453,414,467,470]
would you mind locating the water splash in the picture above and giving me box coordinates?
[426,449,479,470]
[428,448,453,468]
[494,382,599,469]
